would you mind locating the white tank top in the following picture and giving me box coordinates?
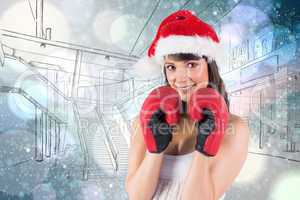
[159,151,195,181]
[154,151,226,200]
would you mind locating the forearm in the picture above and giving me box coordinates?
[181,152,215,200]
[126,151,164,200]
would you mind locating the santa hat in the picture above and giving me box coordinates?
[133,10,226,79]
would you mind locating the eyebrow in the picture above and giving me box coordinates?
[164,60,199,65]
[164,62,175,65]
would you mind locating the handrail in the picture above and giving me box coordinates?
[95,108,119,171]
[0,86,65,162]
[0,86,65,124]
[4,55,70,102]
[72,102,89,180]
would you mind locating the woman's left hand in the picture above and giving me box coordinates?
[188,87,229,156]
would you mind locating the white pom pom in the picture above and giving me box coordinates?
[131,56,163,80]
[213,41,227,67]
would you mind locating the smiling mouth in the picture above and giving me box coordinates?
[176,84,196,92]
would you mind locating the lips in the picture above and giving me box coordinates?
[176,84,196,92]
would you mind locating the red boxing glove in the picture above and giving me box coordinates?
[188,87,229,156]
[140,86,181,153]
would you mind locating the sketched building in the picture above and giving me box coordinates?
[218,3,300,158]
[0,0,299,200]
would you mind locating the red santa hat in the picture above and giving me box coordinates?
[133,10,226,79]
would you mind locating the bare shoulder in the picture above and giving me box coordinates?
[225,114,250,138]
[130,115,144,146]
[221,114,250,154]
[131,115,140,131]
[210,113,250,166]
[214,113,250,163]
[229,113,247,126]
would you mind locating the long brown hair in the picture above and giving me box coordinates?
[163,53,230,111]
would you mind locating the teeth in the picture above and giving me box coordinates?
[178,85,195,90]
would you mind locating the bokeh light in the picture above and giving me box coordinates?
[269,170,300,200]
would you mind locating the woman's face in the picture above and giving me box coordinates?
[164,55,209,102]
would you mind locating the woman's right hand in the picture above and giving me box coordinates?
[139,86,181,153]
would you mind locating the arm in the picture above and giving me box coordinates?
[181,117,250,200]
[126,86,181,199]
[125,117,164,200]
[210,117,249,198]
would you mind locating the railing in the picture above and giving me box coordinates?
[95,108,119,171]
[5,55,70,103]
[0,86,66,162]
[72,102,89,180]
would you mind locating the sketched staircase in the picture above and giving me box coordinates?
[73,78,163,179]
[74,101,117,179]
[106,118,129,176]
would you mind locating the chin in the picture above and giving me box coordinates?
[180,96,187,102]
[179,93,189,102]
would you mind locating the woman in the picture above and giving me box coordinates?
[125,10,250,200]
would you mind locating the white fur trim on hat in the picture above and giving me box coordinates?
[154,35,226,66]
[132,35,227,79]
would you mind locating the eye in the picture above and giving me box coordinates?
[165,65,176,71]
[186,62,198,69]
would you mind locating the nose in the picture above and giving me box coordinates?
[175,67,190,82]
